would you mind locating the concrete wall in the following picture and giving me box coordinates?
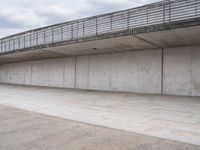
[31,57,76,88]
[0,46,200,96]
[0,62,32,85]
[163,46,200,96]
[191,48,200,96]
[31,58,65,87]
[88,54,111,91]
[0,64,8,83]
[75,56,89,89]
[111,50,161,93]
[73,49,162,94]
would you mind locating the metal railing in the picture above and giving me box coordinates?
[0,0,200,54]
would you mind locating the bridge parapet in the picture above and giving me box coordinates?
[0,0,200,54]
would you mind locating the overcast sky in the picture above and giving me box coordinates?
[0,0,160,38]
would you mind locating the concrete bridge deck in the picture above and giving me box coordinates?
[0,0,200,64]
[0,84,200,146]
[0,0,200,97]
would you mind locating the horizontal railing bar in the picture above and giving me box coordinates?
[0,0,169,41]
[0,0,200,53]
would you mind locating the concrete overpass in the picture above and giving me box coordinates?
[0,0,200,96]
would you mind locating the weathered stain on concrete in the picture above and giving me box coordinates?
[0,49,162,94]
[0,46,200,96]
[0,84,200,146]
[0,104,200,150]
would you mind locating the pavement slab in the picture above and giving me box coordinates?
[0,105,200,150]
[0,84,200,146]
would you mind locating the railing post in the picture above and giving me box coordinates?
[3,42,5,52]
[36,33,38,46]
[1,41,2,53]
[9,39,10,51]
[83,21,85,37]
[1,40,2,53]
[127,10,130,30]
[111,15,113,31]
[18,37,20,49]
[71,24,73,39]
[14,38,15,50]
[96,17,98,35]
[44,31,46,44]
[163,3,165,23]
[0,0,198,54]
[51,28,53,43]
[195,0,198,16]
[147,7,149,24]
[1,41,3,53]
[61,26,63,40]
[30,34,32,47]
[24,36,25,48]
[169,2,171,22]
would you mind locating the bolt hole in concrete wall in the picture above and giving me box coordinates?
[0,46,200,96]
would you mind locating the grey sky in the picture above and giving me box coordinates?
[0,0,160,38]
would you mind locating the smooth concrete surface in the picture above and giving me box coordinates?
[110,50,161,93]
[192,49,200,96]
[0,62,32,85]
[1,105,200,150]
[0,49,162,94]
[0,46,200,96]
[163,47,192,96]
[64,57,76,88]
[163,46,200,96]
[75,55,89,89]
[136,25,200,48]
[0,35,157,64]
[32,59,65,87]
[88,54,111,90]
[0,84,200,146]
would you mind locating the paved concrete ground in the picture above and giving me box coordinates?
[0,105,200,150]
[0,84,200,146]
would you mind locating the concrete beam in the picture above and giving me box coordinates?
[0,19,200,64]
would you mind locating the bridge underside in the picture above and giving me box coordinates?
[0,19,200,97]
[0,19,200,64]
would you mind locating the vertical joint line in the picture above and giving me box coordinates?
[190,49,192,96]
[109,53,112,91]
[161,48,164,94]
[30,61,33,85]
[63,58,66,87]
[87,55,90,90]
[74,56,77,89]
[96,17,98,35]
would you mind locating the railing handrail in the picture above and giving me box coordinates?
[0,0,170,40]
[0,0,199,53]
